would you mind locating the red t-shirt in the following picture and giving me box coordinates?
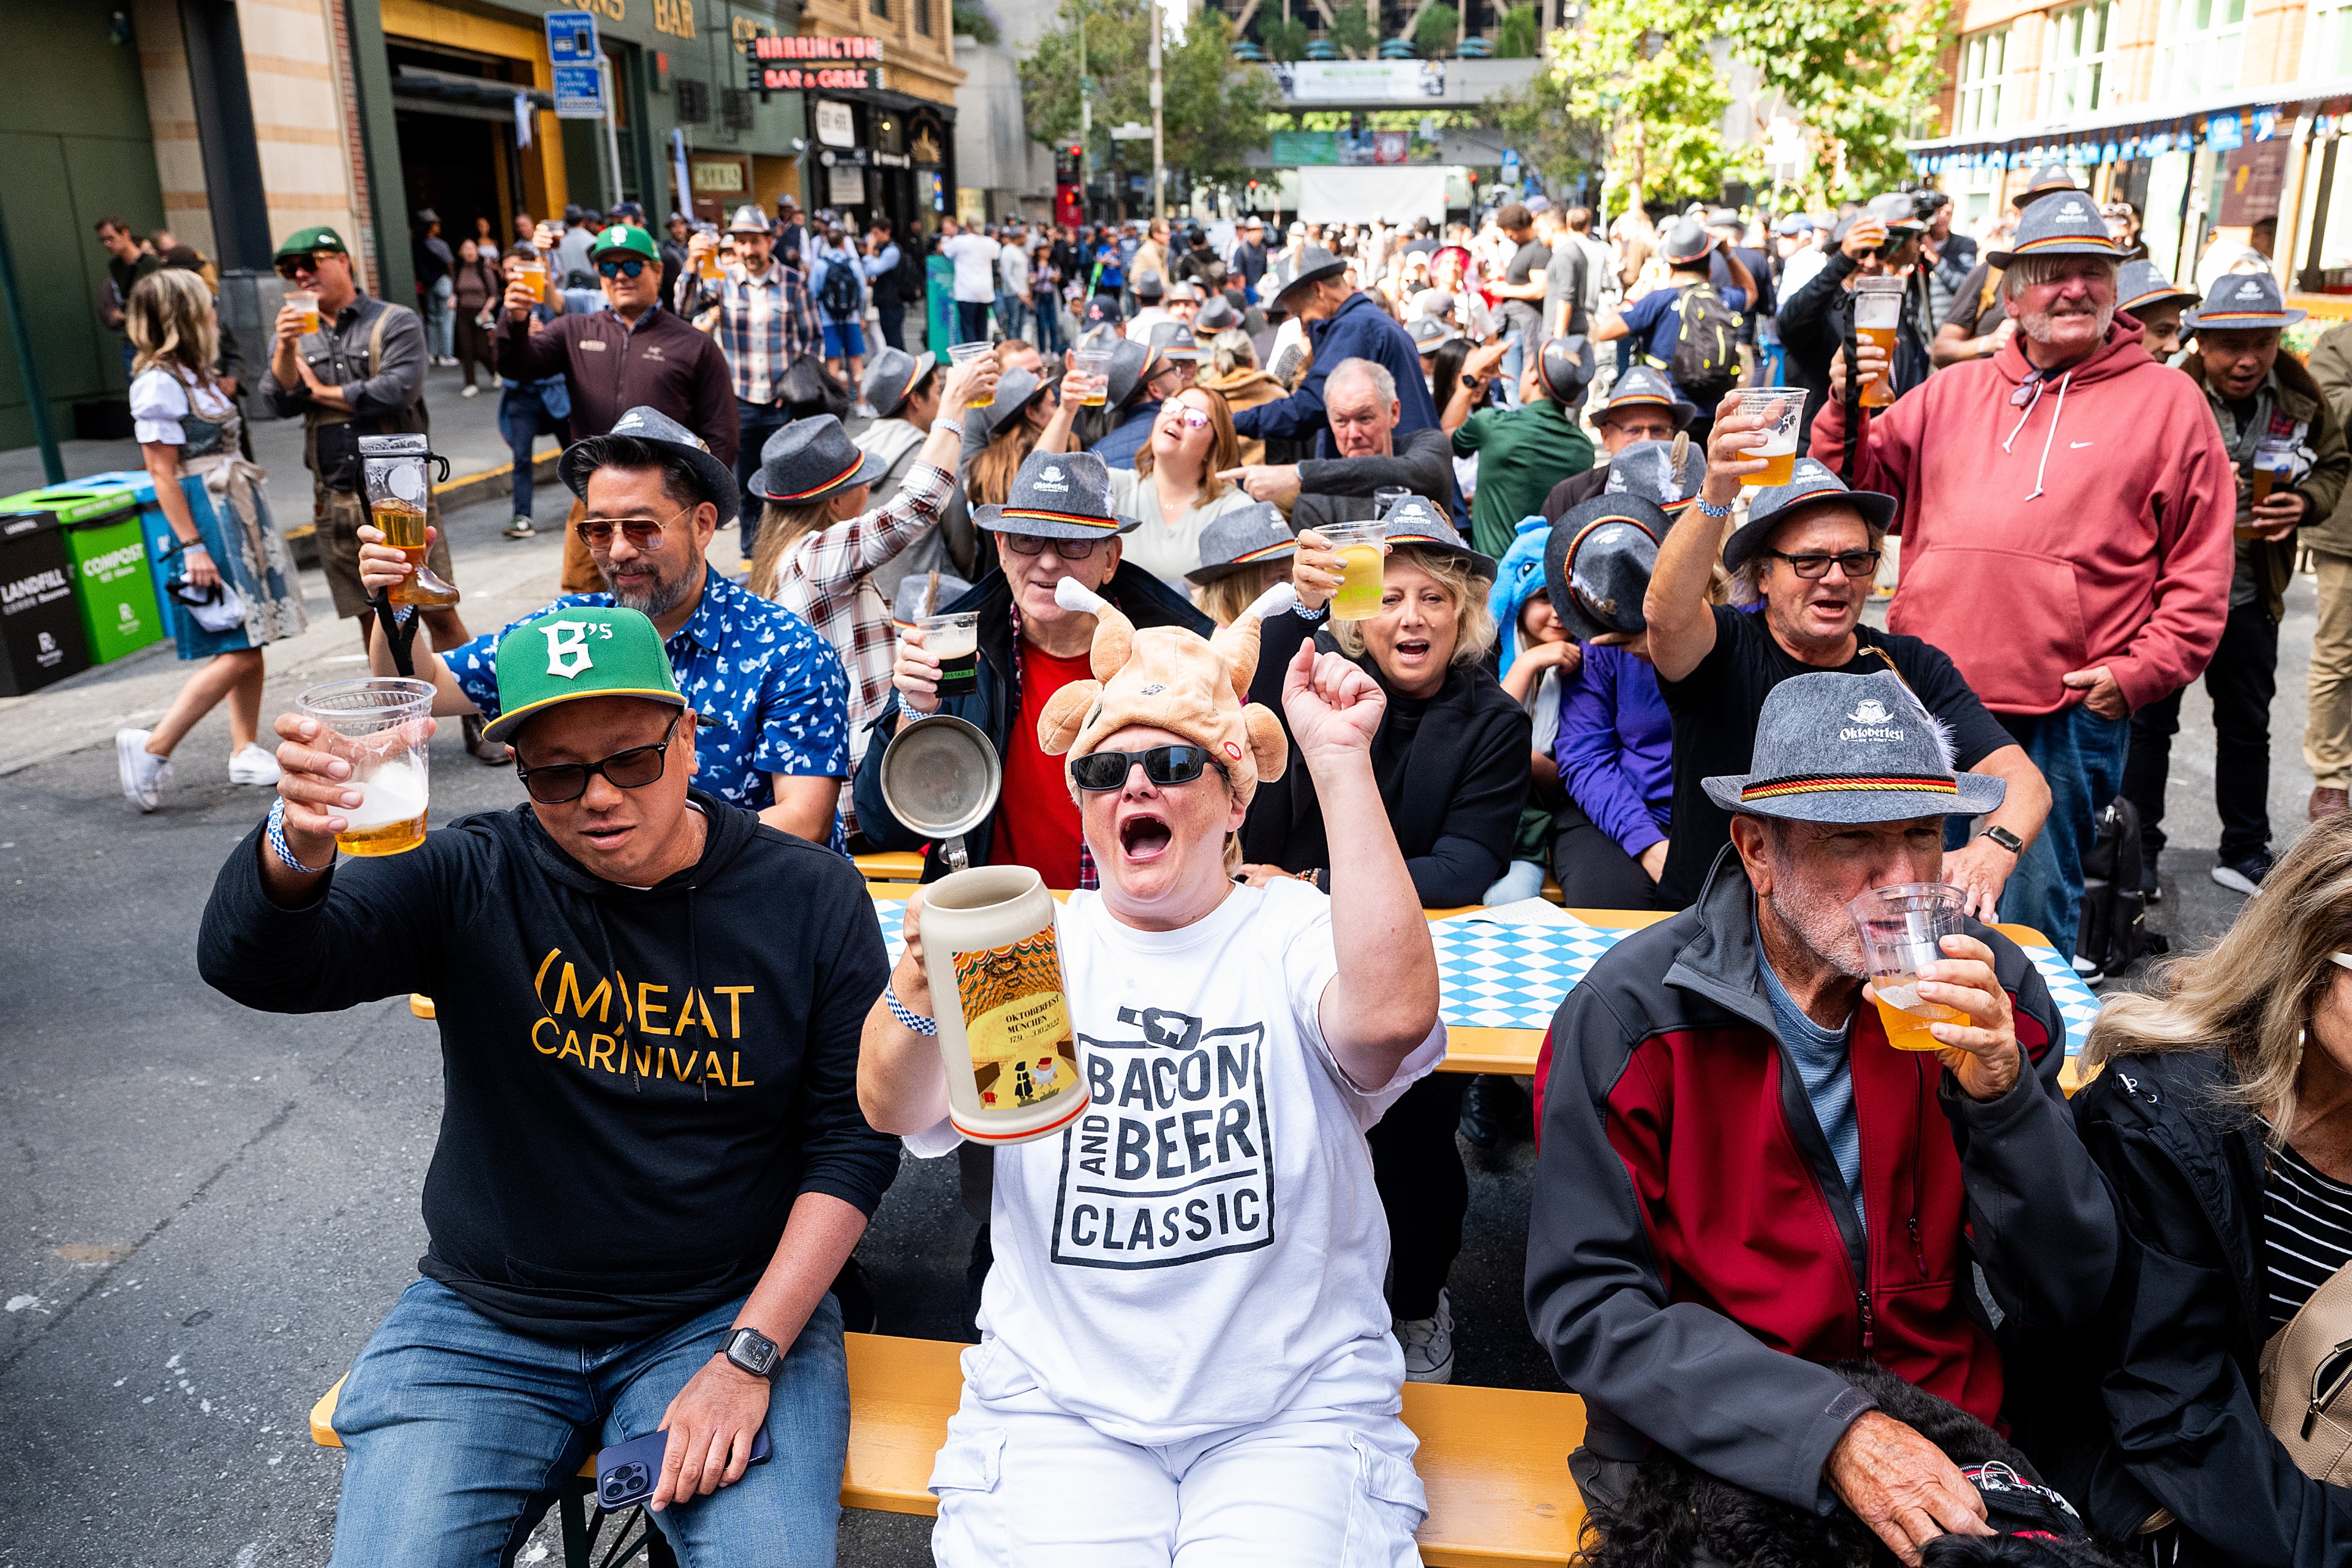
[989,644,1093,888]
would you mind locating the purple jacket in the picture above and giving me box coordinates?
[1554,643,1672,859]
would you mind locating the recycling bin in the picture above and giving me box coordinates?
[0,510,92,695]
[0,473,200,657]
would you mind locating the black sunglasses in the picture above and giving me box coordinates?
[1765,548,1881,581]
[274,251,336,279]
[513,713,683,804]
[1002,533,1104,559]
[597,257,649,279]
[1069,745,1221,792]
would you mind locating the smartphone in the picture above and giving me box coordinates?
[595,1425,772,1510]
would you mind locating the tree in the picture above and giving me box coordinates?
[1716,0,1953,201]
[1412,4,1458,56]
[1495,2,1540,56]
[1020,0,1280,191]
[1329,1,1377,58]
[1262,15,1310,59]
[1492,0,1729,208]
[951,0,1000,43]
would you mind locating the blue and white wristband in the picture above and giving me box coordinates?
[266,796,334,874]
[885,987,938,1036]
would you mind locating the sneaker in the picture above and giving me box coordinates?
[853,400,879,419]
[2213,849,2275,897]
[1395,1291,1454,1384]
[228,743,281,786]
[462,713,512,766]
[502,516,537,540]
[115,729,172,812]
[460,384,480,399]
[2141,853,2161,905]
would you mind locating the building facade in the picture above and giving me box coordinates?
[790,0,961,244]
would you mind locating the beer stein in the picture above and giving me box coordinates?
[360,434,459,609]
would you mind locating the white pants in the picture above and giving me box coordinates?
[928,1377,1427,1567]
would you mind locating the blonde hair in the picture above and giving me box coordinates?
[2084,813,2352,1145]
[127,270,219,386]
[1325,545,1497,667]
[746,497,835,598]
[1196,562,1284,626]
[1133,387,1239,501]
[967,419,1041,510]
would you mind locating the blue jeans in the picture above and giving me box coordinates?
[1482,859,1547,905]
[736,398,792,556]
[1032,295,1064,357]
[427,276,456,360]
[1994,703,2130,960]
[499,397,564,520]
[995,290,1027,342]
[1499,325,1528,394]
[328,1278,847,1568]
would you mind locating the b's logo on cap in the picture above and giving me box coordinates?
[543,620,598,679]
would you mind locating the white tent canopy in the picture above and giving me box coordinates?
[1296,166,1450,225]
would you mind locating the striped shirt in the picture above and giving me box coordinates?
[679,260,818,405]
[2264,1140,2352,1330]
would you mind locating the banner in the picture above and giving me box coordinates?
[1272,61,1446,101]
[1297,165,1449,224]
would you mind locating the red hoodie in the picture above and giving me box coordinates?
[1810,320,2233,715]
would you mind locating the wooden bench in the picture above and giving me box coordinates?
[312,1332,1586,1566]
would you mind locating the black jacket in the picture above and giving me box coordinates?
[1778,253,1933,446]
[1240,622,1530,907]
[197,793,897,1342]
[2022,1047,2352,1567]
[851,564,1212,880]
[1290,425,1463,535]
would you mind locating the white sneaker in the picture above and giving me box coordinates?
[460,384,480,398]
[228,743,281,786]
[853,400,879,418]
[1395,1289,1454,1384]
[116,729,172,812]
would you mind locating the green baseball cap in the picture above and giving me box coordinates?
[483,605,686,745]
[589,224,661,265]
[274,225,350,261]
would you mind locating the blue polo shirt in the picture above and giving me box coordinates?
[449,565,852,846]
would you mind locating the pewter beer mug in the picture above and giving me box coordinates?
[360,434,459,609]
[919,865,1092,1145]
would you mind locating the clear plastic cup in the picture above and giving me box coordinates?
[949,341,995,409]
[917,611,981,698]
[517,262,548,305]
[1069,345,1115,408]
[1852,277,1906,408]
[296,677,436,858]
[2244,437,2297,538]
[1732,387,1809,488]
[284,290,320,335]
[1321,519,1389,622]
[1848,882,1969,1052]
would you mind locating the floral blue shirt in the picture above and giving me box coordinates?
[450,566,852,848]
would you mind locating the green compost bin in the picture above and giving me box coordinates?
[0,485,164,663]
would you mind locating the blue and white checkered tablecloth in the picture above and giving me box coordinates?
[870,900,2105,1055]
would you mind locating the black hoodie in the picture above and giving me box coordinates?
[198,792,897,1342]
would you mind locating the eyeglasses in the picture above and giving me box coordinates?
[1764,549,1881,581]
[274,252,334,279]
[1163,406,1212,431]
[574,505,693,550]
[598,257,649,279]
[1002,533,1104,559]
[514,714,683,804]
[1069,744,1222,792]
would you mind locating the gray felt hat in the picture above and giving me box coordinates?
[1133,269,1166,300]
[1146,320,1200,363]
[1604,438,1706,508]
[1702,669,2007,822]
[2116,259,2199,318]
[1596,366,1697,429]
[974,366,1054,439]
[2186,268,2305,330]
[1378,494,1498,580]
[972,449,1141,538]
[1544,495,1666,643]
[1104,336,1164,410]
[1193,294,1243,335]
[1986,190,2122,268]
[559,405,740,529]
[1270,244,1349,306]
[1408,314,1457,353]
[1537,335,1597,404]
[752,414,889,505]
[1722,456,1898,574]
[862,345,936,417]
[1185,502,1297,585]
[891,571,975,628]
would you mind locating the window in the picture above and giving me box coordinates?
[2040,1,2114,118]
[871,0,890,16]
[1955,26,2015,135]
[2308,0,2352,77]
[915,0,933,34]
[2154,0,2245,101]
[675,77,709,124]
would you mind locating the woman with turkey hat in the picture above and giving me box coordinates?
[1238,494,1529,1385]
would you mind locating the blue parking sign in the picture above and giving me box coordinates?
[545,11,597,63]
[552,61,605,118]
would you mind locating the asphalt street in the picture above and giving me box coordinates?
[0,471,2313,1565]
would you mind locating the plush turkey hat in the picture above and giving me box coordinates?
[1035,578,1291,812]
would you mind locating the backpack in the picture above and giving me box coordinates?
[818,254,863,319]
[2076,794,2165,980]
[1661,282,1740,399]
[893,244,927,306]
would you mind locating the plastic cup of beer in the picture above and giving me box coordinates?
[916,611,982,699]
[285,290,321,336]
[1852,277,1905,409]
[1069,345,1115,408]
[696,222,722,281]
[297,677,435,858]
[1732,388,1809,488]
[949,341,995,410]
[2242,438,2297,539]
[1849,882,1969,1052]
[517,261,548,306]
[1322,519,1389,622]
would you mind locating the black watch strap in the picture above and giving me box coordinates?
[1978,824,2024,855]
[721,1325,781,1381]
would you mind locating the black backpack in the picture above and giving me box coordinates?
[819,255,863,319]
[1660,282,1740,403]
[894,243,927,306]
[2076,795,2165,979]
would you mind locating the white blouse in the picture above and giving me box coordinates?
[130,367,233,447]
[1107,466,1256,589]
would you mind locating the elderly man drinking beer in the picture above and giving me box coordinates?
[197,604,897,1568]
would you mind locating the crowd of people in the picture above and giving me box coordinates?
[103,160,2352,1567]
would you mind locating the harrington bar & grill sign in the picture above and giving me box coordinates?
[750,35,884,91]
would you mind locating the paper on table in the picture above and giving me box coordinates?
[1431,899,1588,929]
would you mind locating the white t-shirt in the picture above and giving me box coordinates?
[910,881,1443,1445]
[130,367,233,447]
[943,233,1003,303]
[1125,304,1176,342]
[1106,466,1254,589]
[999,244,1030,296]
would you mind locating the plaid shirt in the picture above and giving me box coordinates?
[679,261,817,405]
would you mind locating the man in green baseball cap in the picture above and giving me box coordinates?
[498,222,736,596]
[260,220,497,760]
[205,600,899,1557]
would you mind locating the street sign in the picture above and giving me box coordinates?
[1108,121,1153,141]
[552,62,605,119]
[545,12,598,64]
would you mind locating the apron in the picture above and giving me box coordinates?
[166,391,309,658]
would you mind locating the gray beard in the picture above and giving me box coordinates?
[2019,304,2114,348]
[1764,883,1869,982]
[606,567,693,619]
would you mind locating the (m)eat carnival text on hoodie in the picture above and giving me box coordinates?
[198,792,897,1343]
[1810,317,2235,717]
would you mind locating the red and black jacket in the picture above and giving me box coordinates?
[1525,850,2116,1513]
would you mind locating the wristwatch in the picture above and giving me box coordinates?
[1977,824,2024,856]
[720,1325,781,1381]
